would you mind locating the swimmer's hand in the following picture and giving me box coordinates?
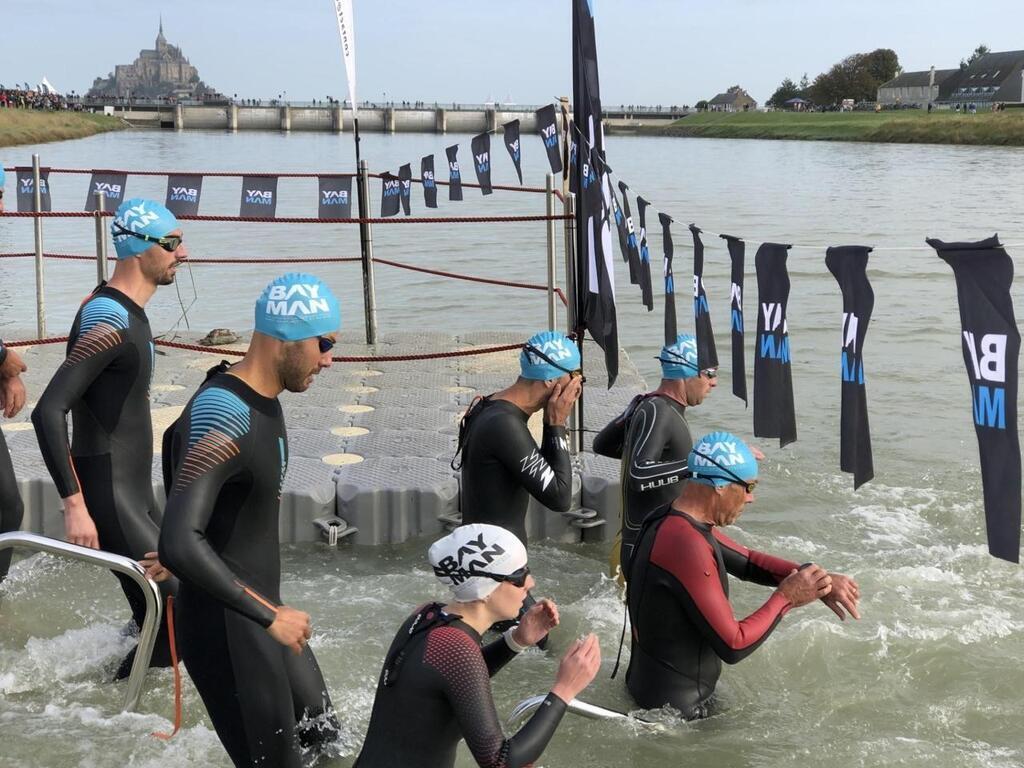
[63,495,100,549]
[750,445,766,461]
[268,606,312,654]
[777,564,832,608]
[0,374,26,419]
[139,551,173,583]
[0,347,28,380]
[821,572,861,621]
[513,598,560,646]
[544,377,583,427]
[550,633,601,704]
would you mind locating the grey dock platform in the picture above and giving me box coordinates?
[1,331,644,547]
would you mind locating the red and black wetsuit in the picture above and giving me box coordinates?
[0,339,25,584]
[355,603,568,768]
[625,506,798,718]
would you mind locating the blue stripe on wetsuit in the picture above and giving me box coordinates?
[188,386,251,447]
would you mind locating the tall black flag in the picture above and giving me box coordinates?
[399,163,412,215]
[470,133,493,195]
[720,234,747,405]
[636,195,654,310]
[690,225,718,370]
[446,145,463,201]
[535,104,562,175]
[611,189,635,280]
[658,213,677,346]
[930,236,1021,562]
[380,173,401,217]
[573,0,618,385]
[616,181,641,289]
[503,120,524,185]
[826,246,875,489]
[753,243,797,447]
[421,155,438,209]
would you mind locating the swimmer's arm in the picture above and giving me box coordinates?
[591,414,625,458]
[159,441,278,628]
[496,420,573,512]
[626,399,689,492]
[31,335,129,498]
[714,529,798,587]
[481,636,518,676]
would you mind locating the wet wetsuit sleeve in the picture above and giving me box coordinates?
[493,418,573,512]
[424,626,567,768]
[713,528,799,587]
[592,415,625,458]
[0,340,7,368]
[625,399,690,492]
[651,520,792,665]
[31,308,132,498]
[481,636,518,676]
[158,388,279,628]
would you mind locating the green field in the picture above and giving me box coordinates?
[658,109,1024,146]
[0,109,124,148]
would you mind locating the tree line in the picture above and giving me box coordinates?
[767,48,900,107]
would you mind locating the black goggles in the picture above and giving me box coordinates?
[317,336,336,354]
[654,353,717,380]
[469,565,531,588]
[113,223,182,253]
[691,450,757,493]
[523,344,585,383]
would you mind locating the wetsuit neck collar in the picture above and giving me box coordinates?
[487,397,531,422]
[217,371,282,417]
[669,503,714,531]
[95,283,148,320]
[651,389,689,411]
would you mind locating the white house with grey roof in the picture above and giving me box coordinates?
[877,67,958,107]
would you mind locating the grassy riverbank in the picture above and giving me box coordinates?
[0,110,124,148]
[659,109,1024,146]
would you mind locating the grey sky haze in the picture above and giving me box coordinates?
[2,1,1021,106]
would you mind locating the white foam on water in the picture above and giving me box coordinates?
[0,623,131,694]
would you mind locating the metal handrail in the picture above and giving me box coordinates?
[0,531,163,712]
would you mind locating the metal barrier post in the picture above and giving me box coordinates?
[357,159,378,344]
[563,193,579,453]
[0,532,163,713]
[93,190,108,283]
[545,173,557,330]
[32,154,46,338]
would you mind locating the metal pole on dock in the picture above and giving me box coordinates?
[32,154,46,339]
[563,193,580,453]
[93,190,108,285]
[545,173,558,331]
[357,158,378,344]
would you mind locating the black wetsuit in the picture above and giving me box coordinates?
[31,286,175,672]
[0,339,26,584]
[625,505,798,718]
[355,603,568,768]
[458,397,573,546]
[159,370,339,768]
[593,393,693,571]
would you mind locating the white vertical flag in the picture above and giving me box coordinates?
[332,0,358,116]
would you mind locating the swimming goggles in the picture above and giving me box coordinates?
[317,336,336,354]
[523,344,585,383]
[469,565,531,588]
[690,449,758,493]
[113,223,183,253]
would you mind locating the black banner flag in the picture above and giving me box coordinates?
[930,236,1021,562]
[721,234,747,405]
[399,163,412,215]
[826,246,875,489]
[535,104,562,175]
[690,225,719,370]
[611,189,634,280]
[15,167,51,212]
[573,0,619,385]
[317,175,353,219]
[165,174,203,217]
[239,175,278,219]
[659,213,677,346]
[636,195,654,310]
[470,133,493,195]
[421,155,438,209]
[503,120,524,185]
[616,181,642,288]
[380,172,401,217]
[446,145,463,201]
[85,171,127,212]
[753,243,796,447]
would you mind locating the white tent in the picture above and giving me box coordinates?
[40,77,57,95]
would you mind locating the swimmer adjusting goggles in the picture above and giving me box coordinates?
[690,449,757,493]
[655,348,717,379]
[523,344,586,383]
[112,223,182,253]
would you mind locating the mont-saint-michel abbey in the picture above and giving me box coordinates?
[86,19,220,100]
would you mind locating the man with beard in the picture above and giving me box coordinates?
[159,273,342,768]
[32,198,187,678]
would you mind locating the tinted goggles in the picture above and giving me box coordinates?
[317,336,336,354]
[113,223,182,253]
[469,565,531,588]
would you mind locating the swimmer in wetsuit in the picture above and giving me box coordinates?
[31,198,187,677]
[624,431,861,718]
[593,333,716,577]
[355,523,602,768]
[0,339,28,584]
[159,273,342,768]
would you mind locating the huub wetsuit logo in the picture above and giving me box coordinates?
[321,190,349,205]
[731,283,743,332]
[640,475,679,491]
[94,182,122,199]
[841,312,864,384]
[170,186,199,203]
[245,189,274,205]
[964,331,1007,428]
[433,534,506,584]
[265,283,330,316]
[758,302,790,362]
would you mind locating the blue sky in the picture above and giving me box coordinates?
[2,0,1021,106]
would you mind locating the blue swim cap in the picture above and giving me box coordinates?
[254,273,341,342]
[688,431,758,488]
[0,167,5,188]
[659,333,699,380]
[111,198,180,260]
[520,331,581,381]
